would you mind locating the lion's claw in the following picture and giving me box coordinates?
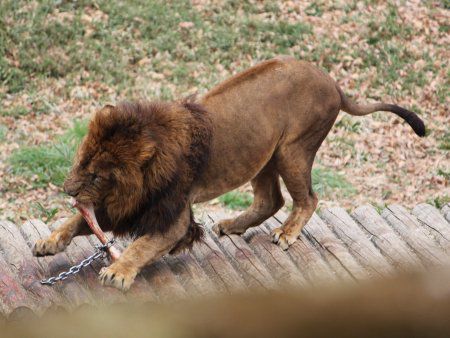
[99,263,136,291]
[271,227,297,250]
[33,236,66,256]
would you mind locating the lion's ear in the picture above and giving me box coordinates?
[98,104,115,118]
[90,104,120,140]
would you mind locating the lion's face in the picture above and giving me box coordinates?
[63,104,155,207]
[63,144,116,205]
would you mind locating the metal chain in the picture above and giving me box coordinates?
[40,239,116,286]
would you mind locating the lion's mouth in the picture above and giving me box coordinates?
[71,199,121,261]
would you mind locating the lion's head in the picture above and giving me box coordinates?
[63,102,193,224]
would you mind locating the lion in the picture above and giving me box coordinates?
[33,56,425,291]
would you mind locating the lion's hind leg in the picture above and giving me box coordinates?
[271,146,318,250]
[212,162,284,236]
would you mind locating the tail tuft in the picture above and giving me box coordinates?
[385,104,426,137]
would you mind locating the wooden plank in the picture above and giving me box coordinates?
[321,208,394,277]
[140,260,187,301]
[412,204,450,251]
[442,204,450,223]
[164,249,216,297]
[208,213,277,290]
[0,299,6,317]
[0,220,65,313]
[299,213,369,281]
[191,232,246,293]
[351,205,423,269]
[382,205,449,266]
[19,220,93,308]
[264,214,338,283]
[242,225,307,287]
[212,232,277,289]
[0,254,35,315]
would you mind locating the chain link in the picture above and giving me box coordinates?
[40,239,116,286]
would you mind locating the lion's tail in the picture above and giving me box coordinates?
[169,209,204,255]
[336,85,426,137]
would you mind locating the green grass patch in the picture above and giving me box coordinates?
[438,132,450,150]
[0,124,7,142]
[312,167,356,197]
[0,0,313,97]
[219,191,253,210]
[335,116,362,133]
[33,202,59,223]
[9,120,88,187]
[219,167,355,210]
[427,195,450,209]
[1,105,29,117]
[437,168,449,180]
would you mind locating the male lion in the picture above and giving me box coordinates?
[33,57,425,291]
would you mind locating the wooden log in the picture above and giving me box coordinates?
[351,205,423,269]
[164,251,216,297]
[412,204,450,251]
[191,232,246,293]
[0,304,7,320]
[20,220,93,308]
[382,205,449,266]
[302,213,362,281]
[208,212,277,290]
[264,214,338,283]
[0,254,35,315]
[321,208,394,277]
[140,261,187,301]
[242,225,307,287]
[299,213,369,281]
[212,232,277,289]
[0,220,65,313]
[442,204,450,223]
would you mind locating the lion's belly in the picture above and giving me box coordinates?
[191,104,282,203]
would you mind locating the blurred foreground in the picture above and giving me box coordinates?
[3,268,450,338]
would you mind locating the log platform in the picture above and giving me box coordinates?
[0,203,449,317]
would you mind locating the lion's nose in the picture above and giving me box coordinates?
[64,187,79,197]
[63,181,79,197]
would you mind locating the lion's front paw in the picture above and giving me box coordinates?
[99,263,137,291]
[33,236,66,256]
[271,227,298,250]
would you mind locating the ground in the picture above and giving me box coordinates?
[0,0,448,224]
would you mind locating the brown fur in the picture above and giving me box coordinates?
[33,57,425,290]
